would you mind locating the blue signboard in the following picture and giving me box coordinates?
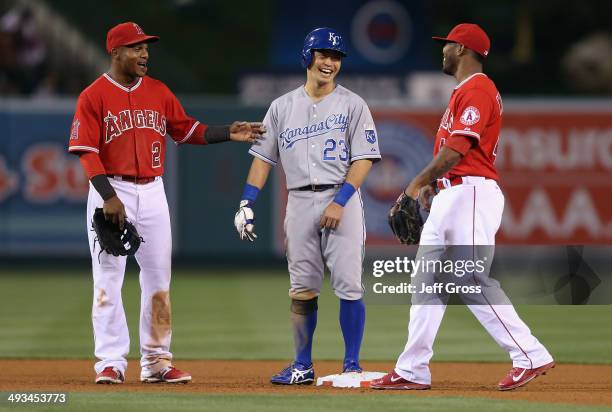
[0,100,88,255]
[270,0,432,72]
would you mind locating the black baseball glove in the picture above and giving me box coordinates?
[92,208,143,257]
[388,194,424,245]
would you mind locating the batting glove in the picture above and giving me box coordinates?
[234,200,257,241]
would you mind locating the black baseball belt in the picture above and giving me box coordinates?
[293,184,342,192]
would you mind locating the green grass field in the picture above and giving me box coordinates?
[1,269,610,363]
[1,269,611,411]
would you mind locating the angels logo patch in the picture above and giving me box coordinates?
[70,119,80,140]
[459,106,480,126]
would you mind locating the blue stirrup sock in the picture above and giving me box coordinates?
[339,298,365,365]
[291,299,318,367]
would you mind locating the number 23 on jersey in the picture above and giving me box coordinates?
[323,138,348,161]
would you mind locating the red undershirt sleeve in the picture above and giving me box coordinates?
[79,152,107,179]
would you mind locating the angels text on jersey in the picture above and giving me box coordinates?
[103,109,167,143]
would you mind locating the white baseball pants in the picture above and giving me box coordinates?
[394,177,553,384]
[87,177,174,376]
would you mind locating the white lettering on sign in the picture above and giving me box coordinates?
[502,188,605,238]
[496,127,612,170]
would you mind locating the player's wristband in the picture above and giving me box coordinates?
[241,183,260,204]
[91,174,117,201]
[205,125,230,144]
[333,182,356,207]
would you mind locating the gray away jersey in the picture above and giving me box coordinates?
[249,85,381,189]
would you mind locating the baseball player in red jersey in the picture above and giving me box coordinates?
[68,22,264,384]
[371,24,554,391]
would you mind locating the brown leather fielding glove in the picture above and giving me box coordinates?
[388,194,424,245]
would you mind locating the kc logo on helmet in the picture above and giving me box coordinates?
[329,32,340,46]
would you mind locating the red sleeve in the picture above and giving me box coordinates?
[449,88,493,142]
[445,135,474,155]
[79,152,107,179]
[164,87,208,145]
[68,92,102,155]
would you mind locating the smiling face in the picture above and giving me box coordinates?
[307,49,343,86]
[112,42,150,79]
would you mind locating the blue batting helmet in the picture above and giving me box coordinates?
[301,27,347,68]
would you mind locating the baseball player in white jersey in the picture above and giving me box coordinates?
[234,27,381,384]
[370,23,554,391]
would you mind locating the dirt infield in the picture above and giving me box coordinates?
[1,360,611,407]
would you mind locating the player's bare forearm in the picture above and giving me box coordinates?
[404,146,463,199]
[246,157,273,189]
[344,159,373,189]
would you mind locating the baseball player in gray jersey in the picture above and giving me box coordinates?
[234,27,381,385]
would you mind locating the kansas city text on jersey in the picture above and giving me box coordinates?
[280,113,348,149]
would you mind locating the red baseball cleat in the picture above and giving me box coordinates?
[370,371,431,390]
[95,366,124,384]
[498,361,555,391]
[141,365,192,383]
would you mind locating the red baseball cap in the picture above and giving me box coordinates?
[106,22,159,53]
[432,23,490,57]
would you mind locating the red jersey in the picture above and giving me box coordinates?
[434,72,502,181]
[68,73,207,177]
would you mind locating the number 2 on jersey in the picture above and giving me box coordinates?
[152,141,161,168]
[323,138,348,161]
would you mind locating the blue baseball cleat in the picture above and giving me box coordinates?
[270,362,315,385]
[342,360,363,373]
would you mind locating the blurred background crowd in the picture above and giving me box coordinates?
[1,0,611,261]
[1,0,611,99]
